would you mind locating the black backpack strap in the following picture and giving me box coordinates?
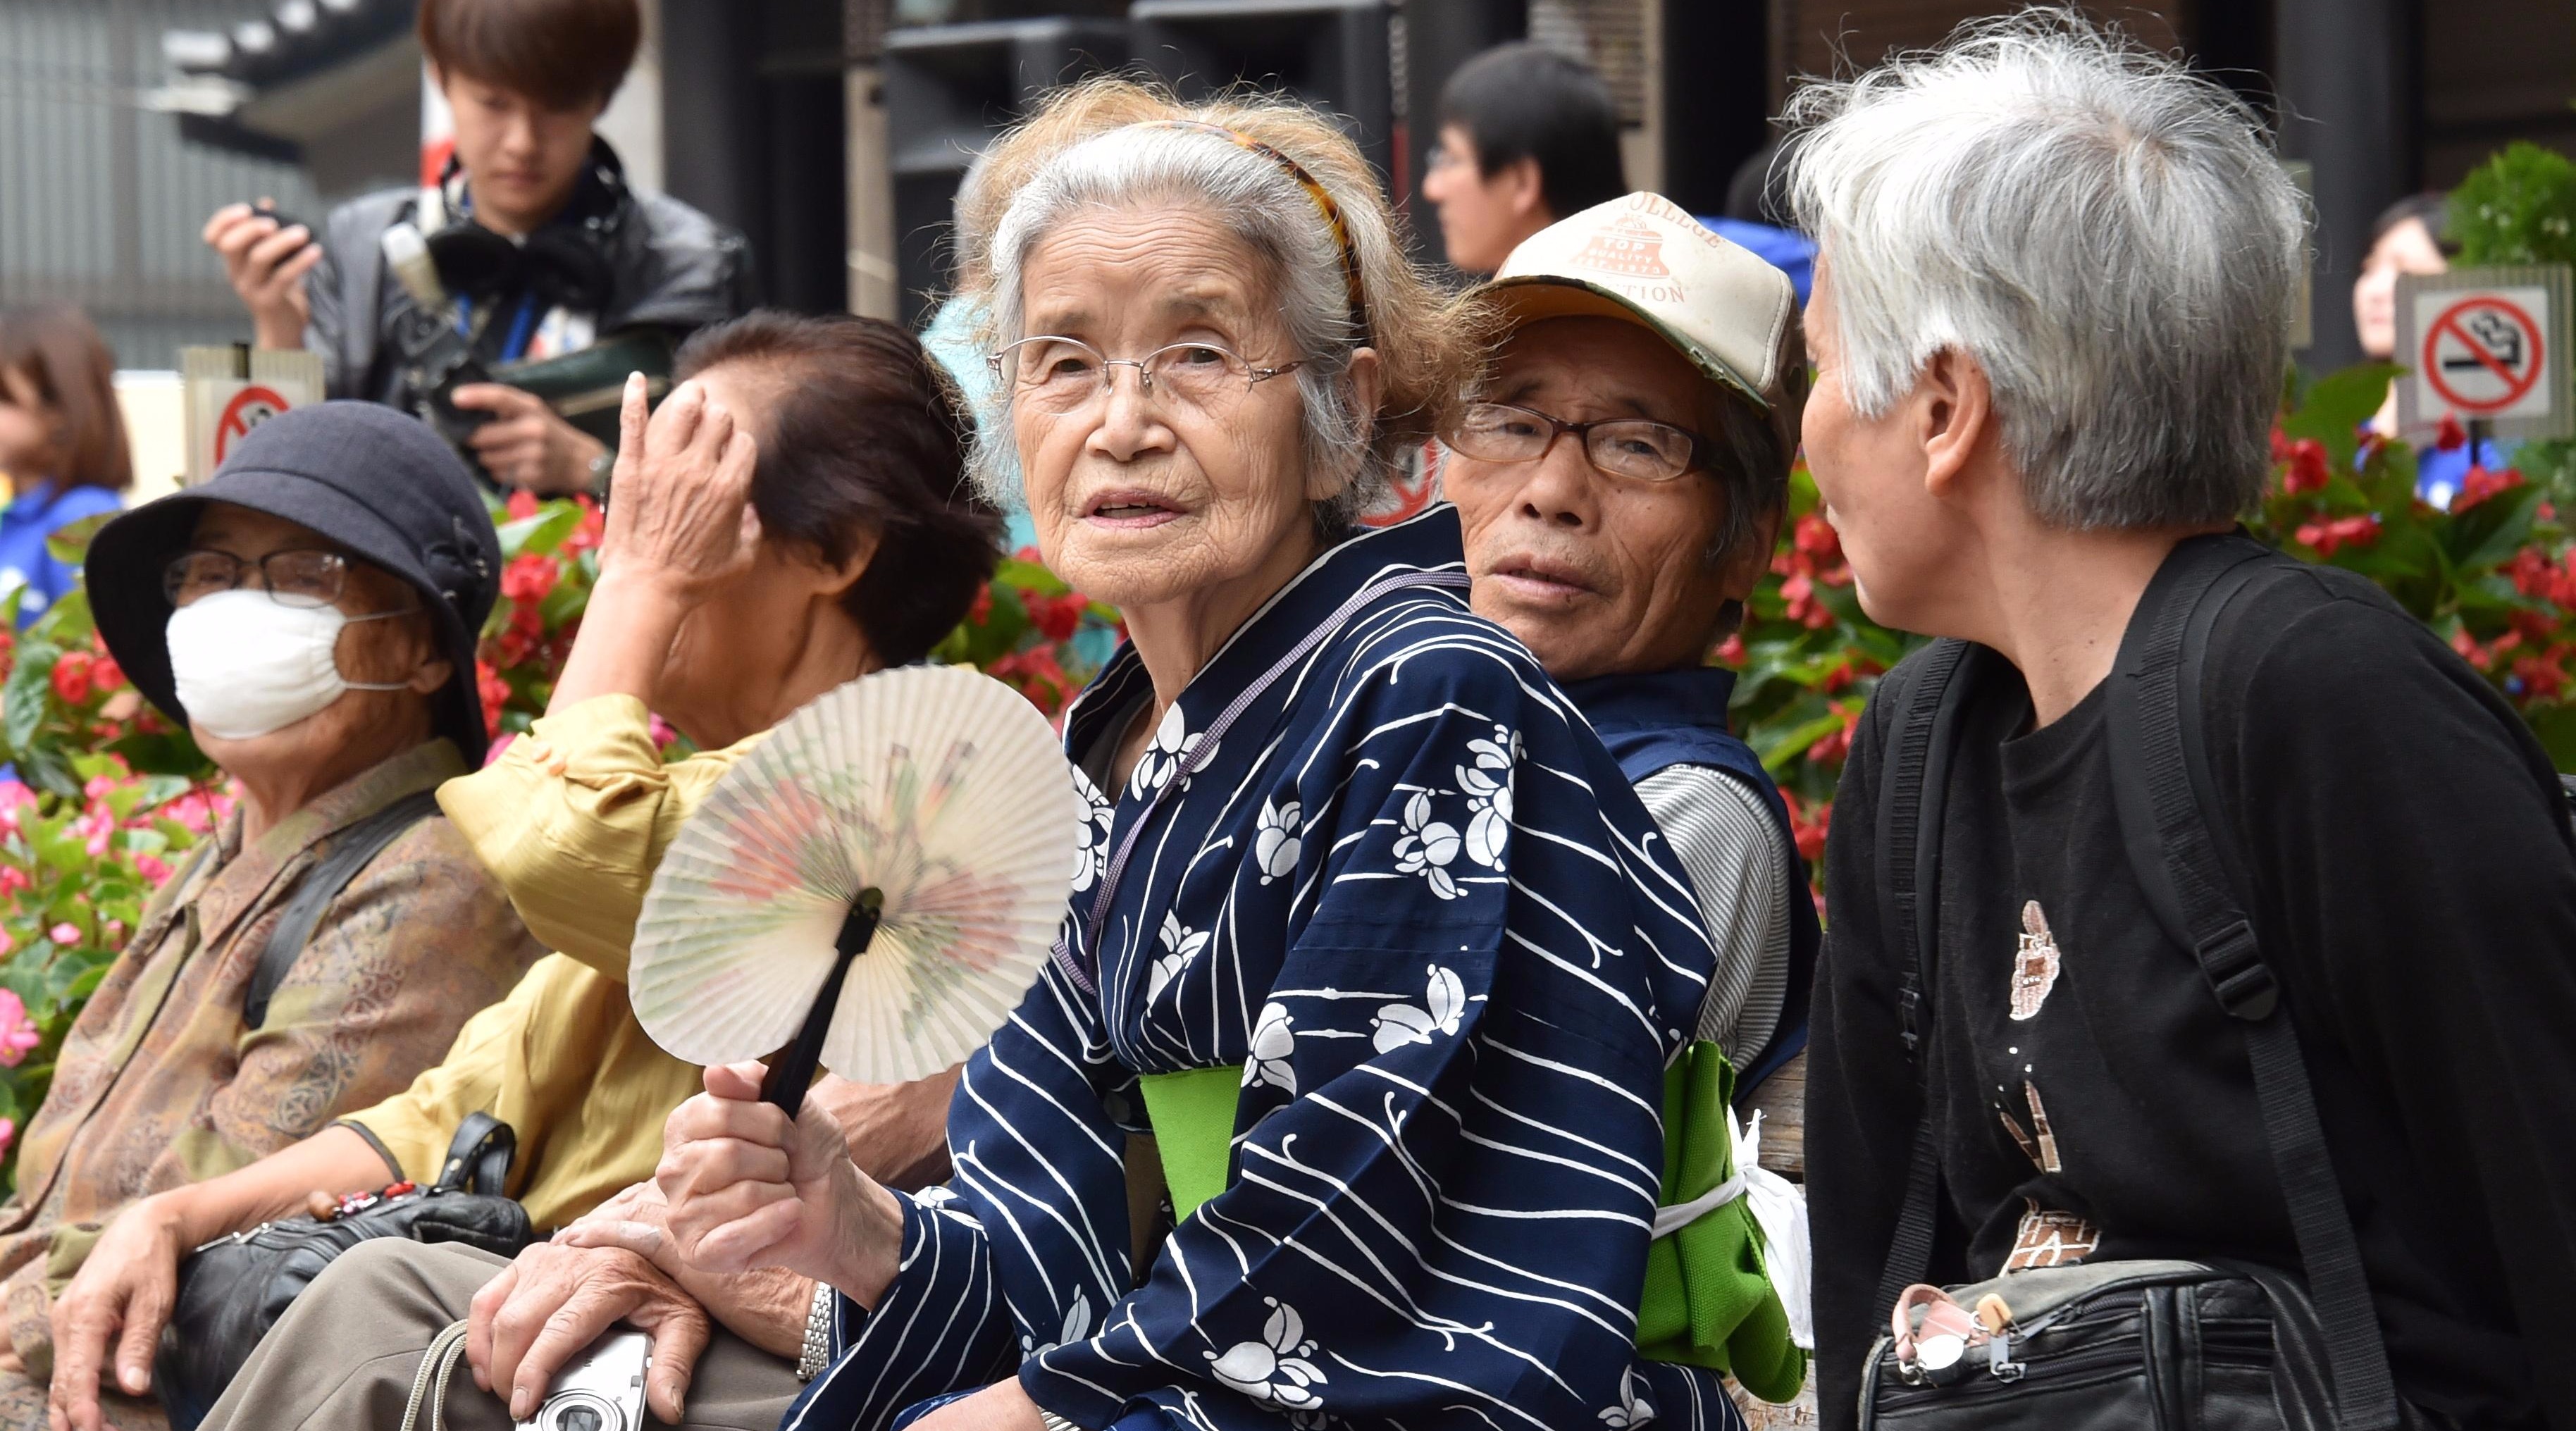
[2103,535,2401,1431]
[244,790,443,1031]
[1868,638,1982,1316]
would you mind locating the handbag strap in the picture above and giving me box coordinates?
[1867,638,1979,1319]
[1049,569,1470,996]
[246,790,443,1030]
[2103,536,2401,1431]
[433,1111,518,1196]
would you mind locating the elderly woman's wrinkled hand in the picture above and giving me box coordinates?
[553,1179,816,1358]
[466,1239,710,1426]
[600,372,762,600]
[657,1062,908,1309]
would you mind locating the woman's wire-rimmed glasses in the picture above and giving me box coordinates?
[989,337,1307,414]
[1444,402,1709,483]
[163,549,354,609]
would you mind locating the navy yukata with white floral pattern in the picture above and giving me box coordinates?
[786,507,1744,1431]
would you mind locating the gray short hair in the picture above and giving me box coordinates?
[1782,11,2305,529]
[974,123,1386,525]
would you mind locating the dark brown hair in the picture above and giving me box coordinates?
[0,303,132,493]
[419,0,640,112]
[675,311,1003,668]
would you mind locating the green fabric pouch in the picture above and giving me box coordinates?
[1136,1041,1804,1399]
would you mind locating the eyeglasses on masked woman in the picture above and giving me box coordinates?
[1444,402,1709,483]
[990,337,1307,416]
[163,549,357,609]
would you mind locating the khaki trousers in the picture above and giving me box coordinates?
[197,1239,801,1431]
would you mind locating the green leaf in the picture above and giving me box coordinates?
[1,643,60,756]
[42,513,116,569]
[495,503,583,559]
[535,577,588,629]
[2281,365,2397,469]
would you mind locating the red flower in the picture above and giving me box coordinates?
[2451,465,2525,513]
[2279,438,2330,496]
[1029,591,1086,643]
[51,650,93,706]
[1781,789,1831,865]
[1793,513,1843,564]
[2436,414,2467,452]
[505,490,541,521]
[989,645,1075,716]
[89,651,123,693]
[1711,633,1747,666]
[562,495,605,555]
[500,554,559,606]
[475,662,511,739]
[2512,652,2569,701]
[965,583,993,627]
[1807,700,1859,766]
[2296,514,2380,557]
[1780,571,1833,629]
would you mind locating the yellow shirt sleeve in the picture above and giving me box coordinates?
[435,694,764,983]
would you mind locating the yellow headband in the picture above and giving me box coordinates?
[1142,119,1372,345]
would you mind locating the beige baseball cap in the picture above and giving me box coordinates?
[1473,191,1797,411]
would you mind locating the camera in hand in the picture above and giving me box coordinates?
[517,1328,650,1431]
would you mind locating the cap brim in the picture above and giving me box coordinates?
[86,477,488,762]
[1474,275,1771,411]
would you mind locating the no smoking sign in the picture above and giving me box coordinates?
[2396,266,2572,440]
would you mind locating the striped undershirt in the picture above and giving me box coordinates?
[1633,764,1794,1071]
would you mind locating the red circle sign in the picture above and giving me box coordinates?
[214,384,292,463]
[2422,296,2546,415]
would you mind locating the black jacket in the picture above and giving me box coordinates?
[303,140,752,407]
[1810,551,2576,1430]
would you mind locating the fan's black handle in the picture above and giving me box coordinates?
[760,894,882,1121]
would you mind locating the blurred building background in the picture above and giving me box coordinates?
[2,0,2570,373]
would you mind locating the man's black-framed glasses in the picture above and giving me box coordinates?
[1445,402,1708,483]
[163,550,352,609]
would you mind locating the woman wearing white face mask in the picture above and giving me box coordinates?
[0,404,544,1431]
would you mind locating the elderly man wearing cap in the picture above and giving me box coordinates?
[1448,192,1819,1094]
[0,403,543,1429]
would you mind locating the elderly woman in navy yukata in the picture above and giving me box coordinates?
[1447,194,1822,1097]
[642,80,1800,1431]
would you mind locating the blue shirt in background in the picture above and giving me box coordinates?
[1699,218,1816,304]
[0,481,123,624]
[2413,436,2512,511]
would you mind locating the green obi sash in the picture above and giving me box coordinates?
[1134,1040,1806,1401]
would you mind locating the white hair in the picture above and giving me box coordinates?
[1783,11,2305,528]
[972,123,1392,524]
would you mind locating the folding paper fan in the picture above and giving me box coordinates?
[628,664,1081,1103]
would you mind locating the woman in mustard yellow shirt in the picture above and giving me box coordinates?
[45,311,1005,1431]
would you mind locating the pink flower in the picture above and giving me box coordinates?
[0,1117,16,1158]
[0,781,35,836]
[0,989,42,1067]
[83,774,118,801]
[49,922,79,947]
[0,867,27,897]
[135,855,172,885]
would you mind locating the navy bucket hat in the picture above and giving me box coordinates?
[86,402,504,760]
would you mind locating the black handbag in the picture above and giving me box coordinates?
[153,1113,535,1430]
[1857,538,2432,1431]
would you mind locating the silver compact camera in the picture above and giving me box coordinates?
[516,1328,649,1431]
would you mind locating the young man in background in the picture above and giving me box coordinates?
[203,0,750,495]
[1420,42,1628,275]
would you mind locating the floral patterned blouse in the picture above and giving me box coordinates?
[787,508,1747,1431]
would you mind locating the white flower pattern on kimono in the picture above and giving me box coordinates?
[1248,1001,1298,1095]
[1255,798,1303,884]
[1068,766,1114,893]
[1371,964,1468,1053]
[1392,788,1465,900]
[1020,1286,1094,1356]
[1129,701,1213,798]
[1149,911,1210,1001]
[1457,725,1518,870]
[1206,1299,1329,1412]
[1597,1367,1654,1427]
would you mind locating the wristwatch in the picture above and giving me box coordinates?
[795,1279,836,1382]
[1036,1411,1081,1431]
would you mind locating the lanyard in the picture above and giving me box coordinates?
[1048,568,1470,997]
[454,292,541,364]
